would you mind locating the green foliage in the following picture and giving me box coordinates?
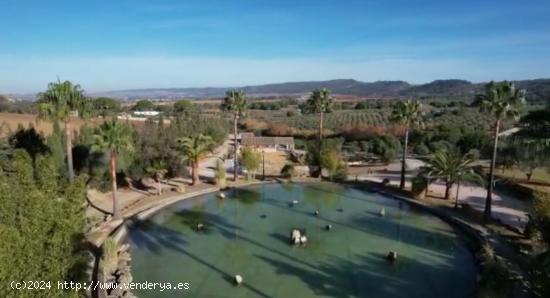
[280,163,296,179]
[474,81,526,121]
[527,193,550,245]
[220,90,248,117]
[302,88,333,115]
[92,120,133,155]
[414,143,430,155]
[240,147,261,180]
[91,97,120,117]
[320,149,343,180]
[249,100,288,110]
[524,193,550,297]
[419,149,484,200]
[36,79,89,122]
[305,137,344,168]
[371,135,401,164]
[102,237,118,275]
[390,99,422,127]
[215,159,226,188]
[46,121,66,174]
[177,134,213,185]
[173,99,194,114]
[0,149,86,297]
[133,99,155,111]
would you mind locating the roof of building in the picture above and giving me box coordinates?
[241,136,294,147]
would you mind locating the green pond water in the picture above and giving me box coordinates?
[127,182,477,298]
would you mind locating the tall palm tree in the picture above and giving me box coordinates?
[177,134,213,186]
[304,88,333,156]
[391,99,422,189]
[92,120,133,220]
[420,150,483,207]
[37,79,89,182]
[474,81,525,220]
[220,90,248,181]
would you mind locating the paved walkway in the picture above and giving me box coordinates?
[86,139,233,247]
[356,159,529,230]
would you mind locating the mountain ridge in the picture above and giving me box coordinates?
[7,78,550,103]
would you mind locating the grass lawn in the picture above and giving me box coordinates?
[496,167,550,182]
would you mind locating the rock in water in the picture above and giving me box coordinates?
[386,251,398,262]
[196,223,204,231]
[325,224,332,231]
[379,208,386,217]
[290,229,302,245]
[314,210,320,216]
[300,235,308,245]
[218,192,226,199]
[234,275,243,285]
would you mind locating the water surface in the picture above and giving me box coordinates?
[128,182,477,298]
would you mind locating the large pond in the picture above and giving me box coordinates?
[127,182,477,298]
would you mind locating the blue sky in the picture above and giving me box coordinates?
[1,0,550,93]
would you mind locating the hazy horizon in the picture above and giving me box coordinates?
[2,0,550,93]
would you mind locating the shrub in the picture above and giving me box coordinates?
[102,237,118,275]
[414,143,430,155]
[281,164,296,180]
[215,159,227,188]
[240,147,261,180]
[321,149,343,180]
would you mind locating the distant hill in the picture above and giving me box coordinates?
[11,78,550,104]
[402,79,477,97]
[240,79,411,97]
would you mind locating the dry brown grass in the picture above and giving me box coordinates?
[0,112,165,137]
[0,112,107,136]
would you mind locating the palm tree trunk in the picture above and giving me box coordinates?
[424,178,430,198]
[455,180,461,209]
[484,119,500,220]
[158,179,162,196]
[110,148,121,220]
[318,111,324,152]
[65,120,74,182]
[400,127,409,189]
[192,160,199,185]
[444,181,451,200]
[233,115,239,182]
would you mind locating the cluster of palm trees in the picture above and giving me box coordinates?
[37,78,530,223]
[398,81,526,220]
[36,80,218,220]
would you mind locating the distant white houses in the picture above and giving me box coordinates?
[133,110,160,117]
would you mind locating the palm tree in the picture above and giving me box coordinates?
[177,134,213,186]
[220,90,248,181]
[37,79,89,182]
[420,150,483,208]
[303,88,333,156]
[391,99,422,189]
[92,120,133,220]
[146,160,167,196]
[474,81,525,219]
